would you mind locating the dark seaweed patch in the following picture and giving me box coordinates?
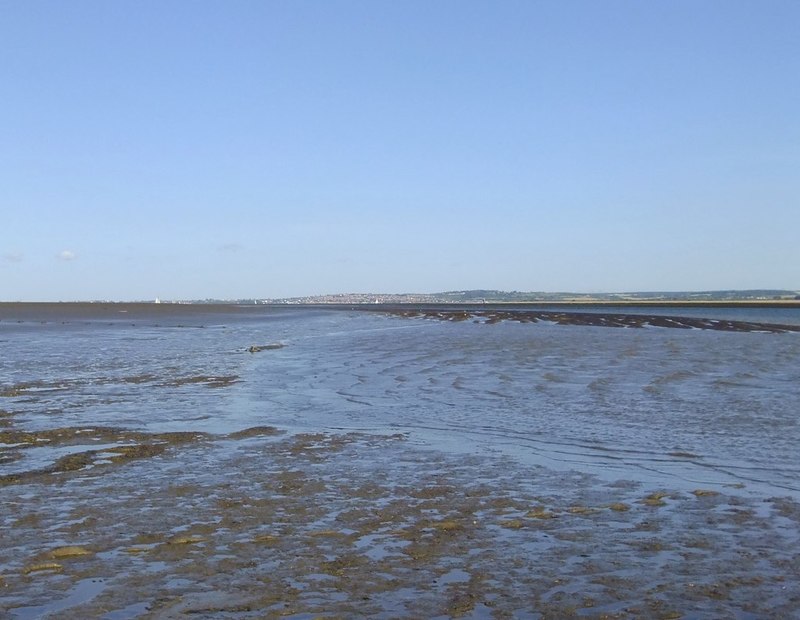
[376,308,800,333]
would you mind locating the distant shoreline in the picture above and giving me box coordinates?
[1,299,799,327]
[2,299,800,309]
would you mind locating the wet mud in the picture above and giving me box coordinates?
[0,425,284,487]
[0,374,240,398]
[377,308,800,333]
[2,306,800,618]
[2,430,799,618]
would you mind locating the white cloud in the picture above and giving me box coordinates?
[58,250,77,261]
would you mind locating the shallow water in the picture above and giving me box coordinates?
[1,304,799,618]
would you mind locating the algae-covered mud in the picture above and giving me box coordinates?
[375,307,800,333]
[1,304,800,618]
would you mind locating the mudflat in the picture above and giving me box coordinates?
[2,304,799,617]
[3,429,800,618]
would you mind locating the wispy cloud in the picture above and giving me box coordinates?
[218,243,244,253]
[2,252,24,263]
[58,250,77,261]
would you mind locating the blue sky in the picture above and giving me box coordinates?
[2,1,798,301]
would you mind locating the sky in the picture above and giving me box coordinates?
[1,1,798,301]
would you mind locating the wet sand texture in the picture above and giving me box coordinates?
[2,430,800,618]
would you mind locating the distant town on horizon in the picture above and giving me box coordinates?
[141,289,800,305]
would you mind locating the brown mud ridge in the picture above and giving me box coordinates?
[0,374,239,398]
[381,308,800,333]
[0,425,282,486]
[2,431,799,618]
[247,343,285,353]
